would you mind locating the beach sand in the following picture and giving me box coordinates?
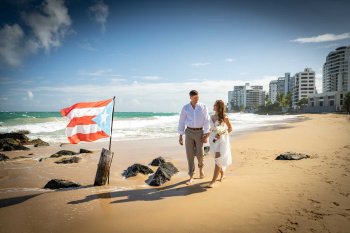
[0,113,349,233]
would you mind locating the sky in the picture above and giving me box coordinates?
[0,0,350,112]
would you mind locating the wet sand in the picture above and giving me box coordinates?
[0,113,349,233]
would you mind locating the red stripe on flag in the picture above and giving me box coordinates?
[67,131,109,144]
[60,98,112,117]
[66,116,96,127]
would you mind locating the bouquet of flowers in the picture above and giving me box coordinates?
[213,125,228,143]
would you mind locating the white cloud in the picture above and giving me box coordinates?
[89,0,109,32]
[133,75,162,81]
[190,62,211,67]
[0,24,38,67]
[292,33,350,43]
[22,0,72,52]
[27,90,34,100]
[18,77,273,111]
[78,69,121,77]
[224,58,237,63]
[77,41,97,51]
[0,0,71,67]
[0,24,25,67]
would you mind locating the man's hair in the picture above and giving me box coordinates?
[189,90,199,96]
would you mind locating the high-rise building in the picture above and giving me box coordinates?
[246,85,265,110]
[292,68,316,108]
[227,91,234,111]
[284,72,292,94]
[269,80,278,103]
[306,45,350,113]
[268,72,291,103]
[229,83,265,112]
[277,77,286,95]
[323,46,350,92]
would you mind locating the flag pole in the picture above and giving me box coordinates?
[107,96,116,184]
[109,96,116,151]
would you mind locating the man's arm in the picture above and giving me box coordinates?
[178,105,186,135]
[202,104,210,135]
[201,104,210,143]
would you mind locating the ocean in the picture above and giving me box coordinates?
[0,112,302,143]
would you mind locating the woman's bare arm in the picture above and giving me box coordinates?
[224,116,233,133]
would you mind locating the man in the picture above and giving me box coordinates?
[178,90,211,185]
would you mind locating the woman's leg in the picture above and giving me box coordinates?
[219,168,224,182]
[207,152,221,188]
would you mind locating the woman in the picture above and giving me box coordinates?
[207,100,233,188]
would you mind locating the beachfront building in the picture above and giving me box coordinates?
[292,68,316,109]
[306,46,350,113]
[268,72,292,103]
[306,91,347,112]
[229,83,265,112]
[323,46,350,92]
[227,91,234,112]
[269,80,278,103]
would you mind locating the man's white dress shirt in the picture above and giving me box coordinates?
[178,102,210,135]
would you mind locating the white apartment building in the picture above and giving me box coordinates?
[307,46,350,113]
[323,46,350,92]
[292,68,316,108]
[229,83,265,112]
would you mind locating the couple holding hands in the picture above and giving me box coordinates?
[178,90,233,188]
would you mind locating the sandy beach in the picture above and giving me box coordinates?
[0,113,349,233]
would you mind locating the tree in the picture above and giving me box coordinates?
[343,92,350,113]
[297,98,308,109]
[276,93,289,108]
[286,91,292,109]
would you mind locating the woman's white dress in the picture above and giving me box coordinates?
[209,117,232,171]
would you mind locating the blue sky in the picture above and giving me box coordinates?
[1,0,350,112]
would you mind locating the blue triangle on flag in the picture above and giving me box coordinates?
[92,101,113,136]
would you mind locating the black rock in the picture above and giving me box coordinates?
[149,162,179,186]
[14,130,30,134]
[0,153,9,161]
[122,163,154,178]
[0,133,30,143]
[55,156,82,164]
[0,138,30,151]
[44,179,81,189]
[150,156,166,166]
[29,138,49,147]
[50,150,78,158]
[275,152,310,160]
[79,148,93,153]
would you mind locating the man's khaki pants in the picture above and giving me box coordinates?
[185,128,204,177]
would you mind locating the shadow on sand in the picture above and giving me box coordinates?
[68,180,210,205]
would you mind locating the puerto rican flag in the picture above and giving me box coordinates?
[60,98,114,144]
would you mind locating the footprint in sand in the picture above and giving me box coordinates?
[308,198,321,204]
[332,201,340,206]
[277,218,299,232]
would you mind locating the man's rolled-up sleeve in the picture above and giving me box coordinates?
[203,104,210,134]
[178,106,186,135]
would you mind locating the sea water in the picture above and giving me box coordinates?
[0,112,302,143]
